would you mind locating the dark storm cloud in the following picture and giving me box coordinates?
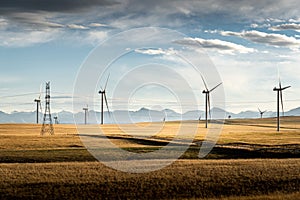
[0,0,118,13]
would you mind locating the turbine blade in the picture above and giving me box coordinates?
[104,73,110,90]
[280,90,284,116]
[209,82,222,92]
[279,78,282,89]
[258,108,261,113]
[104,93,111,117]
[277,65,281,88]
[200,74,208,91]
[39,101,42,113]
[39,83,43,99]
[281,86,291,90]
[208,94,211,119]
[87,105,89,116]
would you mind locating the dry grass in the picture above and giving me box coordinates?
[1,117,299,150]
[0,159,299,199]
[0,118,299,199]
[97,116,300,145]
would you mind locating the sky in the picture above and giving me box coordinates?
[0,0,300,114]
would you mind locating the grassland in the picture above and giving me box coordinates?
[0,117,299,199]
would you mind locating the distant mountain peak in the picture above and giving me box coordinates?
[162,108,177,113]
[138,107,150,112]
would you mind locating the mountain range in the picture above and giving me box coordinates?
[0,107,300,124]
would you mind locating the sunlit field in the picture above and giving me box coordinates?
[0,117,299,199]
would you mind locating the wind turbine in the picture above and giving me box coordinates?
[201,75,222,128]
[273,78,290,131]
[258,108,267,119]
[98,74,110,125]
[34,84,43,124]
[54,115,59,124]
[83,105,88,125]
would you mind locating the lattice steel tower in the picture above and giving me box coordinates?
[41,82,54,135]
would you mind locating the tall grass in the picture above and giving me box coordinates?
[0,159,299,199]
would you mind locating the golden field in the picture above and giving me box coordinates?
[0,117,299,199]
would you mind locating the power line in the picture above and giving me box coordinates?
[0,92,40,98]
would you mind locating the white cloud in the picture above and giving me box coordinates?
[0,29,61,47]
[86,30,108,45]
[89,23,107,27]
[250,23,259,28]
[67,24,88,30]
[289,18,300,23]
[221,30,300,49]
[270,23,300,31]
[266,18,285,23]
[204,30,219,34]
[250,23,270,28]
[0,18,8,27]
[135,48,177,56]
[174,37,255,55]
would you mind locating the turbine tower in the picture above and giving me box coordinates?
[34,84,42,124]
[83,105,88,125]
[201,75,222,128]
[273,79,290,132]
[258,108,267,119]
[98,75,110,125]
[41,82,54,135]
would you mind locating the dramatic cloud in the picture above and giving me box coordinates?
[0,0,118,13]
[221,30,300,48]
[6,12,64,29]
[174,38,255,55]
[271,23,300,31]
[1,0,300,48]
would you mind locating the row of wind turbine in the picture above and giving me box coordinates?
[34,70,290,130]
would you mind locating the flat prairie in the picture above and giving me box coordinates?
[0,117,299,199]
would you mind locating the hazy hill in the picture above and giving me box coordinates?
[0,107,299,124]
[286,107,300,116]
